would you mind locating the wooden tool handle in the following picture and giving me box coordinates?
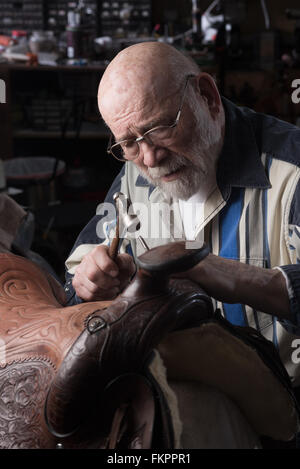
[108,217,119,260]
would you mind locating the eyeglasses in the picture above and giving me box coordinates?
[107,74,195,162]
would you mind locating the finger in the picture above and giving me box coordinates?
[92,245,120,277]
[80,259,121,287]
[91,287,120,300]
[72,282,96,302]
[73,279,119,302]
[77,247,118,279]
[73,270,119,295]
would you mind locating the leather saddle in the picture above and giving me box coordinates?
[0,242,299,449]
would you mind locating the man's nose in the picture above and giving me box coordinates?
[139,140,166,168]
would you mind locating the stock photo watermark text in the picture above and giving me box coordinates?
[0,79,6,104]
[0,338,6,365]
[291,79,300,104]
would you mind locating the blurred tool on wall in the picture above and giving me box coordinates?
[66,0,94,61]
[201,0,223,45]
[208,0,245,92]
[191,0,202,47]
[259,0,278,71]
[214,0,245,59]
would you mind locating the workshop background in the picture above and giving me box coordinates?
[0,0,300,281]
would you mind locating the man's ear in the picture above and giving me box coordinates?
[194,73,222,120]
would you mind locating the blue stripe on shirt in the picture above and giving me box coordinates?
[262,156,272,269]
[219,188,247,326]
[264,157,278,344]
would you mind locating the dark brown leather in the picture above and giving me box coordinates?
[137,241,209,274]
[0,251,213,449]
[44,270,213,440]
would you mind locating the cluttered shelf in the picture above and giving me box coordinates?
[2,0,300,159]
[13,128,109,140]
[223,68,300,127]
[0,61,108,72]
[0,60,110,158]
[13,121,110,139]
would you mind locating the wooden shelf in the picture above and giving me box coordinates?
[0,62,108,73]
[0,62,111,158]
[13,128,110,139]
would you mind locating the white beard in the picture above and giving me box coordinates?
[138,105,224,201]
[144,154,206,200]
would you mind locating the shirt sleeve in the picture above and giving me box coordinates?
[63,166,126,305]
[278,176,300,334]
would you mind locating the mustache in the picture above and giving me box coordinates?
[146,154,190,180]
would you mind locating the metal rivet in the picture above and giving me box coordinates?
[87,316,107,334]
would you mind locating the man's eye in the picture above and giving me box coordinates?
[122,140,136,149]
[152,127,173,139]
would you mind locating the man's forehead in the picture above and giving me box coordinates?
[99,69,171,104]
[99,82,153,123]
[99,72,176,125]
[103,95,172,142]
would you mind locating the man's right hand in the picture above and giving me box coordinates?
[72,245,136,301]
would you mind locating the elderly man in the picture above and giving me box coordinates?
[64,42,300,446]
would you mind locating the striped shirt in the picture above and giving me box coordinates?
[65,98,300,385]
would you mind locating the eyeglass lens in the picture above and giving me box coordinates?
[111,125,176,161]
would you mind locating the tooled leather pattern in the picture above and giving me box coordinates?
[0,359,56,449]
[0,253,113,447]
[0,254,110,369]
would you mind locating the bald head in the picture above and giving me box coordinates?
[98,42,200,125]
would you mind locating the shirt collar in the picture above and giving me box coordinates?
[217,97,271,199]
[135,173,157,198]
[136,173,151,187]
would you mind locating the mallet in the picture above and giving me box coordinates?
[108,192,149,259]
